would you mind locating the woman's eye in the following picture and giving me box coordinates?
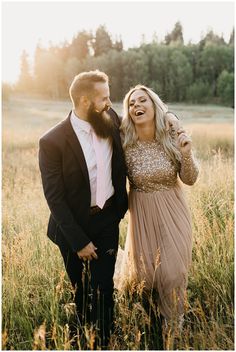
[140,99,146,103]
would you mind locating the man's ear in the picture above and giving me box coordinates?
[80,95,90,108]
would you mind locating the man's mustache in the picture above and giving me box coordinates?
[94,105,110,113]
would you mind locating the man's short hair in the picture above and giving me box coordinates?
[69,70,109,108]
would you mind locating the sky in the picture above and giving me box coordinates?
[2,1,235,84]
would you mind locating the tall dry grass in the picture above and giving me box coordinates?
[2,97,234,350]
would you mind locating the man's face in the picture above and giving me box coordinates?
[91,82,112,113]
[86,82,114,139]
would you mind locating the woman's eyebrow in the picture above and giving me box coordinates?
[129,96,146,103]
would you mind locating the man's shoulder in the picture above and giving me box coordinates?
[39,114,70,143]
[108,107,121,127]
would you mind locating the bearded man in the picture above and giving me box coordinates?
[39,70,128,349]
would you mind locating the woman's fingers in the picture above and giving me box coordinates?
[177,128,186,136]
[165,113,181,132]
[178,133,192,147]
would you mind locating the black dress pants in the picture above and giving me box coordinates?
[58,204,120,348]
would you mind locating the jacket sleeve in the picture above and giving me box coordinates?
[38,137,91,252]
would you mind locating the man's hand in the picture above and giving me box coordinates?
[77,242,98,261]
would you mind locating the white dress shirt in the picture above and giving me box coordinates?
[70,111,114,207]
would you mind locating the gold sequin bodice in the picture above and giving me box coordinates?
[125,140,178,192]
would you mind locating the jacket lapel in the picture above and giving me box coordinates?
[111,122,123,162]
[64,112,90,188]
[63,109,123,188]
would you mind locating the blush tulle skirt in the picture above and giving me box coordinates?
[114,184,192,320]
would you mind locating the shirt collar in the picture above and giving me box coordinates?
[71,110,91,133]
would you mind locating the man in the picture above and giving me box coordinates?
[39,70,128,348]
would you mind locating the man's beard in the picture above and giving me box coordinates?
[87,103,114,139]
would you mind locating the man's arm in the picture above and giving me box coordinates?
[39,137,91,253]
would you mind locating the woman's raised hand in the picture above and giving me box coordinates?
[176,128,192,155]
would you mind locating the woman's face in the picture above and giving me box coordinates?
[128,89,155,126]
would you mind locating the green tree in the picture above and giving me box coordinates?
[76,50,123,100]
[92,25,113,57]
[182,44,201,82]
[200,45,234,96]
[217,70,234,106]
[168,49,193,101]
[152,31,159,44]
[229,28,234,46]
[113,36,123,52]
[105,50,124,100]
[165,21,184,45]
[70,30,93,59]
[34,45,64,98]
[186,80,212,103]
[57,40,70,62]
[17,50,33,92]
[199,30,226,50]
[34,44,47,93]
[64,57,81,86]
[146,44,171,100]
[121,48,149,96]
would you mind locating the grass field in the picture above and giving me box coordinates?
[2,96,234,350]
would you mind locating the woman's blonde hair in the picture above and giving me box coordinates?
[120,85,181,166]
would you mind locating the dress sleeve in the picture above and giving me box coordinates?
[178,151,199,185]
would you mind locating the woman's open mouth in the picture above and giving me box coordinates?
[135,110,145,116]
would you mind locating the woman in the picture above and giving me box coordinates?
[118,85,199,325]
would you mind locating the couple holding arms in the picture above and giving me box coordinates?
[39,70,199,348]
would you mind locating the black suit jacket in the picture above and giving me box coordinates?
[39,108,128,252]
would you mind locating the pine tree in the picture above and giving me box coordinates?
[17,50,33,92]
[70,31,93,59]
[113,35,123,52]
[165,22,184,45]
[92,25,113,56]
[229,28,234,45]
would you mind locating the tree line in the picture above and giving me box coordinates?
[7,23,235,106]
